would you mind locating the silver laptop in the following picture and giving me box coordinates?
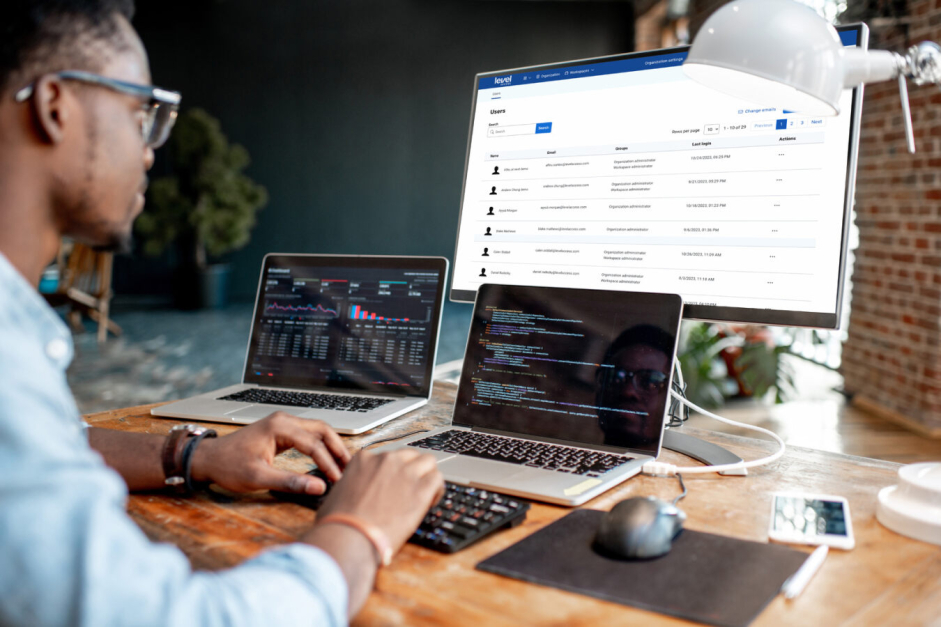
[373,284,683,506]
[152,254,449,434]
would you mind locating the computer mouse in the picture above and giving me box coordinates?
[593,496,686,560]
[269,468,333,510]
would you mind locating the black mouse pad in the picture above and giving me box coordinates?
[476,509,807,627]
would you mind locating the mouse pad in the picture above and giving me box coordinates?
[476,509,807,627]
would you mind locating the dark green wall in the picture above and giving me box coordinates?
[118,0,634,300]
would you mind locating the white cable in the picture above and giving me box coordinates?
[642,390,786,476]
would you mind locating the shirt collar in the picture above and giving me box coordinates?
[0,249,74,370]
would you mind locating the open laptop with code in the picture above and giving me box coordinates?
[152,254,448,434]
[373,284,683,506]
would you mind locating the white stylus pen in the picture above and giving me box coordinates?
[783,544,829,600]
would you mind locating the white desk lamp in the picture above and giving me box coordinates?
[682,0,941,546]
[681,0,941,153]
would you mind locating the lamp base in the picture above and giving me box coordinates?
[876,462,941,546]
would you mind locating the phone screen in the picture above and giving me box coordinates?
[772,495,848,537]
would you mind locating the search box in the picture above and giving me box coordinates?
[488,122,552,138]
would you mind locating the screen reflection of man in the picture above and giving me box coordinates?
[594,324,674,448]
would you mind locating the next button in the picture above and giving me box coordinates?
[535,122,552,134]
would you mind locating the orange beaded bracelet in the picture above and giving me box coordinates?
[317,513,394,567]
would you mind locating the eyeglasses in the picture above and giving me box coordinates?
[603,368,668,395]
[14,70,181,149]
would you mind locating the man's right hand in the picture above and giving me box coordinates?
[315,448,444,551]
[298,447,443,617]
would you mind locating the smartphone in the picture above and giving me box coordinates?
[768,492,855,550]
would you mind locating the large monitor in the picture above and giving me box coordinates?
[450,24,866,329]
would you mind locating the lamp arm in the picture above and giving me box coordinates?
[841,42,941,88]
[842,42,941,155]
[842,49,903,88]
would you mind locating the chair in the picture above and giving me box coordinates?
[43,242,122,343]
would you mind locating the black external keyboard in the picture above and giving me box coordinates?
[271,469,530,554]
[412,483,529,553]
[408,430,633,477]
[219,388,392,412]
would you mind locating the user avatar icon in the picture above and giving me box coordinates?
[479,268,487,277]
[489,186,497,195]
[482,247,490,257]
[484,227,492,236]
[487,207,495,215]
[492,166,500,175]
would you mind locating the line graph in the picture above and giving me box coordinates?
[265,301,338,316]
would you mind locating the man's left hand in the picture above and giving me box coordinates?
[189,412,351,495]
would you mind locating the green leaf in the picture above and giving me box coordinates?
[136,108,267,261]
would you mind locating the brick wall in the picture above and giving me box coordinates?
[841,0,941,433]
[683,0,941,433]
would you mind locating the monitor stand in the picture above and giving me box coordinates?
[664,359,748,476]
[662,430,747,476]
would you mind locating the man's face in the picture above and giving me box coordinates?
[596,344,671,444]
[55,16,155,253]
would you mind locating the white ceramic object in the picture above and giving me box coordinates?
[682,0,897,115]
[877,462,941,546]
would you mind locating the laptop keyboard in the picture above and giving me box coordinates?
[218,389,393,412]
[408,430,633,477]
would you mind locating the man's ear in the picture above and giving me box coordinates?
[30,75,70,144]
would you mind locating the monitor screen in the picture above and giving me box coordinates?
[243,255,447,396]
[450,25,866,329]
[453,284,682,455]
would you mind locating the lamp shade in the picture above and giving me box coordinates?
[682,0,845,115]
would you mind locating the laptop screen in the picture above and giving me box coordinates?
[454,284,682,455]
[243,255,448,397]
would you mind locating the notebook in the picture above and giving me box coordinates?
[372,283,682,505]
[152,254,448,434]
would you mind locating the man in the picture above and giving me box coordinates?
[594,324,674,448]
[0,2,443,625]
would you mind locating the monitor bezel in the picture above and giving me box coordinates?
[449,23,868,331]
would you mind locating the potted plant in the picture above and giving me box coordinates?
[135,108,268,308]
[677,322,796,408]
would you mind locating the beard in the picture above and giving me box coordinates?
[69,195,139,256]
[90,229,134,255]
[70,115,141,256]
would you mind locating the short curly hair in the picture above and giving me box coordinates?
[1,0,136,95]
[601,324,676,365]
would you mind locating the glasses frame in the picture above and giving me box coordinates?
[605,368,669,395]
[13,70,181,148]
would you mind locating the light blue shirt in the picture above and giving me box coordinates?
[0,251,348,626]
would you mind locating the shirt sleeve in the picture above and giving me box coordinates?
[0,329,348,627]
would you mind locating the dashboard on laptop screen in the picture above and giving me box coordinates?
[453,284,682,455]
[450,26,865,329]
[243,255,447,396]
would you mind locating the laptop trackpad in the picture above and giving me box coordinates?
[437,457,525,484]
[225,405,295,419]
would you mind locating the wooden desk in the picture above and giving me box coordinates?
[85,383,941,626]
